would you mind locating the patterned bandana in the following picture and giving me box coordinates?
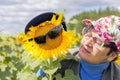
[82,15,120,51]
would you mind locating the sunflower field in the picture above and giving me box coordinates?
[0,33,80,80]
[0,34,41,80]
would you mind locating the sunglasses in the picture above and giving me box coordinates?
[32,24,63,44]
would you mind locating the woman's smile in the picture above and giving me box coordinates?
[80,45,91,54]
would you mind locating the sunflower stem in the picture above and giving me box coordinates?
[49,74,52,80]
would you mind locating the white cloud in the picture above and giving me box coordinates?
[0,0,120,36]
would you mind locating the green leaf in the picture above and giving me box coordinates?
[0,67,12,80]
[64,69,80,80]
[17,72,37,80]
[55,74,62,80]
[4,45,12,53]
[37,76,42,80]
[22,65,31,73]
[44,67,58,75]
[42,77,48,80]
[0,37,3,42]
[0,46,3,52]
[55,69,80,80]
[3,56,11,64]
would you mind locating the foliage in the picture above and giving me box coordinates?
[68,7,120,34]
[0,34,24,80]
[18,51,79,80]
[55,69,80,80]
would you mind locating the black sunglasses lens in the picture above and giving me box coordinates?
[34,35,46,44]
[47,30,61,39]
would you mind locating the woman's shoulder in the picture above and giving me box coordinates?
[102,62,120,80]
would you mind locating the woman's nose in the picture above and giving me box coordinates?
[84,37,93,47]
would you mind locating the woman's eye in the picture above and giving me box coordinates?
[96,38,103,45]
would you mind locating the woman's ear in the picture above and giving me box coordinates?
[107,52,117,62]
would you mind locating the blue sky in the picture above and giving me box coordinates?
[1,0,120,36]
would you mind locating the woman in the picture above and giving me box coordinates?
[58,15,120,80]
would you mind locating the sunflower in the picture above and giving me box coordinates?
[115,55,120,65]
[16,13,79,60]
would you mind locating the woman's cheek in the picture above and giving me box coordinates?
[92,44,102,55]
[81,37,88,44]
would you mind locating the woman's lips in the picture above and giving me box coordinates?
[81,46,91,54]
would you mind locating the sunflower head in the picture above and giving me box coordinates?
[17,12,79,59]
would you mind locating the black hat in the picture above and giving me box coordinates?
[25,12,67,34]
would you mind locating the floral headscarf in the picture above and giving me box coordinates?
[82,15,120,51]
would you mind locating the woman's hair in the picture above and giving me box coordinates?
[106,42,118,61]
[107,42,118,55]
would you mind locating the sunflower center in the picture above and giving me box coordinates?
[39,33,62,50]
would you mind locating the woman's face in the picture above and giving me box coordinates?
[78,30,111,64]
